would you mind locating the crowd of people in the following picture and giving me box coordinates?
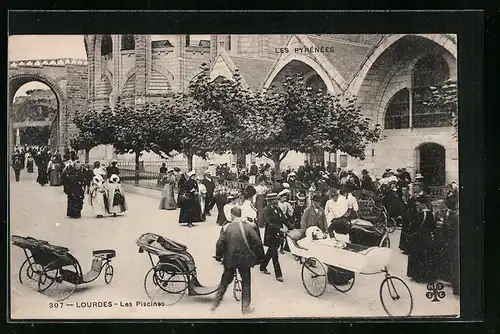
[11,145,128,220]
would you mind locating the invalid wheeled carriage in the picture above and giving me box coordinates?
[12,235,116,301]
[137,232,241,305]
[287,234,413,317]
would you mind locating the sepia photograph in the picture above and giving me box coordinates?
[9,32,461,320]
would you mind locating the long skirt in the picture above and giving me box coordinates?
[27,161,34,173]
[67,193,84,218]
[37,167,48,186]
[91,192,108,217]
[178,196,202,224]
[407,233,438,283]
[215,195,228,226]
[255,194,266,228]
[399,217,411,253]
[50,170,62,186]
[159,184,177,210]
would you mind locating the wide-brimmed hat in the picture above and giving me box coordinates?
[187,170,196,177]
[266,192,278,200]
[167,168,174,173]
[111,159,118,163]
[278,189,291,197]
[296,192,307,200]
[227,191,240,200]
[415,173,424,179]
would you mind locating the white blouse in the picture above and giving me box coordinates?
[324,197,348,224]
[344,193,359,211]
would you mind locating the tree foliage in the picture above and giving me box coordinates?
[426,79,458,138]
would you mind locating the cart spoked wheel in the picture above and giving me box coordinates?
[379,276,413,316]
[233,272,242,301]
[328,266,356,293]
[387,218,397,234]
[19,256,44,289]
[301,257,327,297]
[144,263,188,306]
[38,260,79,301]
[379,235,391,248]
[104,265,114,284]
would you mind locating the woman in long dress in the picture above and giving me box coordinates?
[178,170,202,227]
[196,175,207,221]
[63,163,85,218]
[36,151,49,186]
[254,176,269,228]
[214,185,229,226]
[89,174,108,218]
[26,154,34,173]
[107,174,128,217]
[240,185,261,239]
[406,195,439,283]
[48,156,63,186]
[159,168,177,210]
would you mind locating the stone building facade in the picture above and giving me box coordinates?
[85,34,458,186]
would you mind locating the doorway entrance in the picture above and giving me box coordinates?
[415,143,446,186]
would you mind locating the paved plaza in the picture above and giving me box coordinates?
[9,170,459,319]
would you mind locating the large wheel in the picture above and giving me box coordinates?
[328,266,356,293]
[19,256,44,289]
[379,276,414,317]
[233,272,242,301]
[301,257,327,297]
[143,263,188,306]
[104,264,114,284]
[379,235,391,248]
[38,260,79,301]
[387,218,397,234]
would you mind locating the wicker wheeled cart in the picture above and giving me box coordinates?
[12,235,116,301]
[137,232,241,305]
[287,235,414,317]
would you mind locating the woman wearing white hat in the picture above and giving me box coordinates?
[159,168,177,210]
[107,174,128,216]
[223,191,240,226]
[89,174,108,218]
[178,170,202,227]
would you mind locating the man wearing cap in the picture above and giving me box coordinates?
[106,159,120,179]
[260,192,290,282]
[300,194,328,233]
[213,206,264,315]
[292,192,308,229]
[201,171,216,216]
[361,169,375,192]
[248,161,258,185]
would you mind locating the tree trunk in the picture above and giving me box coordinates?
[186,153,193,172]
[272,156,281,177]
[134,151,140,186]
[84,150,89,164]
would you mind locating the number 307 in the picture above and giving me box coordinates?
[49,302,63,308]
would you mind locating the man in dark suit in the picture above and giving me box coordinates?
[201,170,216,216]
[106,160,120,179]
[248,161,258,184]
[259,192,292,282]
[213,206,264,315]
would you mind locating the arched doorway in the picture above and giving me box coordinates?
[9,73,65,153]
[415,143,446,186]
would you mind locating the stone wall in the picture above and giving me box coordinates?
[65,65,88,141]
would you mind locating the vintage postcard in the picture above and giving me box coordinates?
[9,32,461,320]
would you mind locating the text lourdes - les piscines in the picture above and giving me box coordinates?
[275,46,335,53]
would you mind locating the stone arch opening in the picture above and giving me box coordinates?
[9,73,66,152]
[121,35,135,51]
[101,35,113,56]
[384,88,410,129]
[415,142,446,186]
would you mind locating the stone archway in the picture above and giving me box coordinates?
[9,71,68,153]
[415,142,446,186]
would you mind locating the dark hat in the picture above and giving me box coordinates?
[362,169,369,174]
[296,192,307,200]
[244,185,256,200]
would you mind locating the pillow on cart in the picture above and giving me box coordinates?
[288,229,306,241]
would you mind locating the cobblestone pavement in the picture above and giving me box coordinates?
[9,170,459,320]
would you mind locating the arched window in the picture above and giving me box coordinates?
[121,35,135,51]
[101,35,113,56]
[412,54,451,128]
[384,88,410,129]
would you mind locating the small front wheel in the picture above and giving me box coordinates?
[104,265,114,284]
[233,273,242,301]
[301,257,327,297]
[379,276,413,317]
[379,235,391,248]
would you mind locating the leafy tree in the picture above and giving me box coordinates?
[110,102,159,184]
[240,75,382,174]
[69,131,98,163]
[426,79,458,139]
